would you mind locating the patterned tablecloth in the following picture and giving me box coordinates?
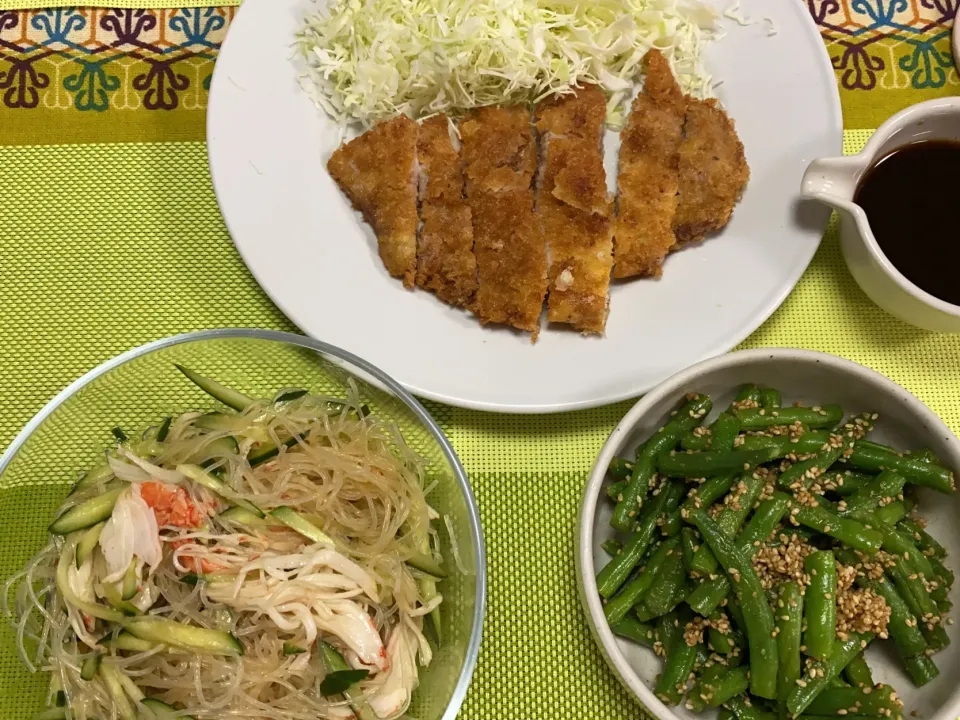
[0,2,958,719]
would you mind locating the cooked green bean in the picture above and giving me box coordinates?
[898,517,947,559]
[838,550,927,660]
[778,445,847,491]
[686,662,724,713]
[909,448,942,464]
[687,576,730,617]
[736,430,832,457]
[805,684,902,717]
[819,469,875,496]
[655,633,701,705]
[736,384,763,404]
[875,526,937,580]
[843,443,956,493]
[704,666,750,706]
[872,501,907,527]
[604,538,680,624]
[733,404,843,430]
[681,412,741,452]
[842,652,873,688]
[737,494,792,552]
[609,457,634,480]
[759,387,781,410]
[803,551,837,660]
[597,479,681,597]
[725,694,777,720]
[606,480,627,501]
[843,470,906,515]
[601,539,622,556]
[689,472,766,572]
[681,527,700,571]
[682,473,737,513]
[775,581,803,707]
[635,540,687,619]
[657,447,779,478]
[792,504,883,554]
[706,610,738,655]
[689,509,778,699]
[903,653,939,687]
[785,632,873,715]
[661,508,682,537]
[887,556,949,651]
[612,394,713,530]
[610,617,657,648]
[656,610,682,655]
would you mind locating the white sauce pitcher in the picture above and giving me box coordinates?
[801,97,960,333]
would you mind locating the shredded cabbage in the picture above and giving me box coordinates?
[295,0,722,128]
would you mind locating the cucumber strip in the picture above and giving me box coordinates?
[115,670,145,703]
[276,389,308,403]
[248,435,301,467]
[190,436,241,467]
[180,572,235,586]
[121,558,138,600]
[124,618,244,656]
[80,653,102,681]
[100,581,141,616]
[192,412,238,432]
[174,364,254,411]
[141,698,197,719]
[99,664,137,720]
[112,631,157,653]
[217,506,278,527]
[70,462,114,495]
[155,417,172,443]
[406,551,447,579]
[283,642,306,655]
[49,488,124,535]
[178,464,264,518]
[318,641,377,720]
[270,506,335,545]
[75,522,105,569]
[56,542,125,623]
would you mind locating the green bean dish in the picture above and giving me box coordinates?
[599,385,955,719]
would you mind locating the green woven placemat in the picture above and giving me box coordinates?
[3,131,960,719]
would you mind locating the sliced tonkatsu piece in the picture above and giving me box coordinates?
[673,97,750,246]
[535,85,613,334]
[612,48,686,279]
[460,105,547,335]
[415,115,477,307]
[327,115,419,288]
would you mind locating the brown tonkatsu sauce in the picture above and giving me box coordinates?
[853,140,960,306]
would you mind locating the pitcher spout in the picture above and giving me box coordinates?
[801,156,865,211]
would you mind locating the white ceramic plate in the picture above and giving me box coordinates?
[207,0,841,413]
[577,349,960,720]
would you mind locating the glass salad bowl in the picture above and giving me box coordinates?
[0,328,485,720]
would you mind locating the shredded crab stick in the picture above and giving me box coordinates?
[8,366,447,720]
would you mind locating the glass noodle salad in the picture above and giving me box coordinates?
[6,366,447,720]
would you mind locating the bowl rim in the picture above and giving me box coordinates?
[0,327,486,720]
[577,347,960,720]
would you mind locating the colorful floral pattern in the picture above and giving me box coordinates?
[0,2,955,144]
[0,7,232,143]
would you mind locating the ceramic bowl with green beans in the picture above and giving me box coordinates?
[577,349,960,720]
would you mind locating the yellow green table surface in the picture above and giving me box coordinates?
[0,3,958,719]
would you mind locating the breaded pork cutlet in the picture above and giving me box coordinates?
[327,116,418,287]
[461,105,547,335]
[415,115,477,307]
[612,49,686,279]
[535,85,613,334]
[673,98,750,245]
